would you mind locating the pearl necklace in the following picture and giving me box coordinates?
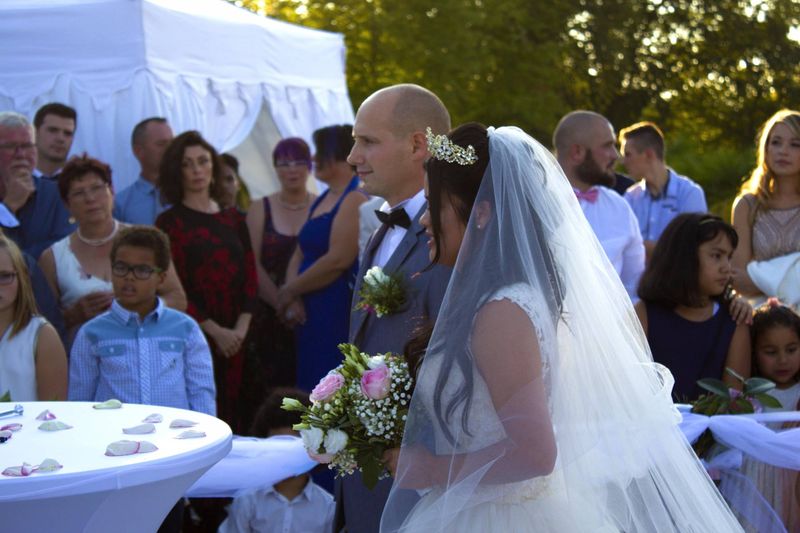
[77,220,119,247]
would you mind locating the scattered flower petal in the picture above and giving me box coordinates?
[142,413,163,424]
[93,399,122,409]
[38,421,72,431]
[0,423,21,432]
[36,459,63,472]
[123,423,155,435]
[105,440,158,456]
[2,463,33,477]
[36,410,56,421]
[169,419,197,428]
[175,430,206,439]
[0,430,12,443]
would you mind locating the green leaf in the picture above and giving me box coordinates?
[755,393,783,409]
[697,378,729,397]
[743,377,776,396]
[0,390,10,403]
[732,398,755,414]
[359,453,384,490]
[724,367,746,384]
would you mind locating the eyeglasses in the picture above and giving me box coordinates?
[275,160,309,168]
[111,262,163,280]
[0,142,35,154]
[0,271,17,285]
[68,183,109,203]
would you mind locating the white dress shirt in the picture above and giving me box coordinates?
[575,186,645,301]
[372,189,426,268]
[218,478,334,533]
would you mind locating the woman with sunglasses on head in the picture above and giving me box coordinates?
[156,132,258,433]
[38,155,186,344]
[246,138,316,389]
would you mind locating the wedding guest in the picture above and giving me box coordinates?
[218,388,335,533]
[156,131,257,433]
[38,155,186,343]
[0,112,73,258]
[738,299,800,532]
[276,126,367,392]
[621,121,707,261]
[635,213,750,400]
[33,103,76,180]
[553,110,645,301]
[333,84,452,533]
[113,117,174,225]
[732,109,800,302]
[0,235,66,401]
[219,153,251,212]
[245,139,315,390]
[69,225,215,533]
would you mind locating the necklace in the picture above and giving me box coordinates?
[77,220,119,247]
[277,192,310,211]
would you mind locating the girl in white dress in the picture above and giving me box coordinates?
[380,124,744,532]
[0,235,66,401]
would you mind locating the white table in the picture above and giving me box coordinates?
[0,401,231,533]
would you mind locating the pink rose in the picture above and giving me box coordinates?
[360,364,391,400]
[310,372,345,402]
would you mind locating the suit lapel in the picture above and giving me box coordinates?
[382,205,425,275]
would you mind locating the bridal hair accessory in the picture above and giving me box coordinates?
[425,127,478,165]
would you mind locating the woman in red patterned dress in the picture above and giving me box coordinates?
[156,131,257,433]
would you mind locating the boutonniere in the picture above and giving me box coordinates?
[356,266,407,318]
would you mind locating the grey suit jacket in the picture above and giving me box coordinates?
[333,203,451,533]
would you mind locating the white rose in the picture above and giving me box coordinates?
[367,355,386,369]
[364,266,384,287]
[324,428,349,455]
[300,427,324,453]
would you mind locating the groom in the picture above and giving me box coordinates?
[332,84,452,533]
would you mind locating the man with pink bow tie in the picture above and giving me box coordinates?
[553,110,645,301]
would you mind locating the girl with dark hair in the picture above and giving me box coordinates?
[156,131,257,433]
[380,125,742,532]
[275,126,367,392]
[246,138,316,390]
[635,213,750,400]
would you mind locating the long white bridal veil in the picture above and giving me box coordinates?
[380,126,743,532]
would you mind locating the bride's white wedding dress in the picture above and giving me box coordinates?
[403,284,615,532]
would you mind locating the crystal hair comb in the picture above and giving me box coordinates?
[425,127,478,165]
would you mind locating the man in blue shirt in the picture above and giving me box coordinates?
[620,121,707,261]
[0,112,74,259]
[113,117,173,225]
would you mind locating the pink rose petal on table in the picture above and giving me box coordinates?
[142,413,163,424]
[0,423,21,432]
[175,430,206,439]
[169,419,197,429]
[2,463,34,477]
[36,459,63,472]
[123,423,155,435]
[35,410,56,421]
[38,421,72,431]
[105,440,158,456]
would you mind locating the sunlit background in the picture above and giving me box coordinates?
[225,0,799,216]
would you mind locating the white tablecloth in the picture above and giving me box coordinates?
[0,401,231,533]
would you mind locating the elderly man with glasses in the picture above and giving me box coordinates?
[0,111,74,258]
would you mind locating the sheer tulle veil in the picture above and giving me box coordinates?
[380,126,743,532]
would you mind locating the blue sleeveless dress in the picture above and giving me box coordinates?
[295,176,362,392]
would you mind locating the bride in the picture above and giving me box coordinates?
[379,123,743,532]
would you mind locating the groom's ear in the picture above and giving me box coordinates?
[410,130,428,160]
[474,200,492,229]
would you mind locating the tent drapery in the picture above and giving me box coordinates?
[0,0,354,195]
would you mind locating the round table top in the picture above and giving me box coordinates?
[0,401,231,501]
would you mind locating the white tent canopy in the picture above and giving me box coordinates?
[0,0,354,196]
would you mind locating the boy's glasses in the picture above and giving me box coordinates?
[0,272,17,285]
[111,262,162,280]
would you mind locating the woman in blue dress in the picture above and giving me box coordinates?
[277,125,367,392]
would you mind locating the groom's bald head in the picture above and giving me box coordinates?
[364,84,451,138]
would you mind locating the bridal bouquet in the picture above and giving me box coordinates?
[355,266,407,317]
[690,368,781,458]
[282,343,413,488]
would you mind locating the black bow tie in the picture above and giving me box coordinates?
[375,208,411,229]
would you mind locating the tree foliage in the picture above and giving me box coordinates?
[230,0,800,209]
